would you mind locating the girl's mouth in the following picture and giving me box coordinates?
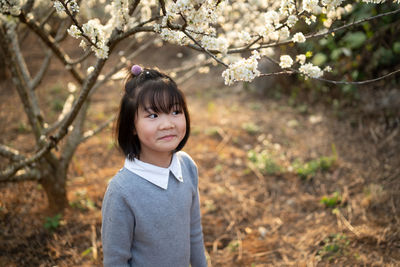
[159,135,176,141]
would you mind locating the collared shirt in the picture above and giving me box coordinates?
[124,153,183,190]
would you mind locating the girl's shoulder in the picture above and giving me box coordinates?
[176,151,199,187]
[106,167,139,193]
[176,151,197,169]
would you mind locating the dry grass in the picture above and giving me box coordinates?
[1,45,399,266]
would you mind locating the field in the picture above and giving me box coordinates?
[0,43,399,266]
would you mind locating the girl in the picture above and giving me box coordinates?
[101,65,207,267]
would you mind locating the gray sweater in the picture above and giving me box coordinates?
[101,151,207,267]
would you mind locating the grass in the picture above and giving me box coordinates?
[292,143,338,180]
[321,191,341,208]
[317,233,349,262]
[293,155,336,180]
[247,149,282,175]
[44,214,62,231]
[242,122,260,135]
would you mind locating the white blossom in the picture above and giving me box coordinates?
[292,32,306,43]
[286,15,298,28]
[79,40,87,50]
[280,0,296,16]
[68,0,79,13]
[279,55,293,69]
[201,36,229,54]
[279,27,290,40]
[87,66,95,74]
[92,42,109,59]
[296,54,307,65]
[53,1,65,14]
[1,0,21,15]
[299,63,324,78]
[302,0,322,14]
[222,51,260,85]
[67,25,81,39]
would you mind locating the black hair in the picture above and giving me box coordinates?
[115,67,190,161]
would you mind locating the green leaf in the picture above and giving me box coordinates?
[393,42,400,54]
[312,53,327,66]
[81,247,92,257]
[374,47,394,66]
[342,31,367,49]
[330,49,342,61]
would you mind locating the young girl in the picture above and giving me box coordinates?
[101,65,208,267]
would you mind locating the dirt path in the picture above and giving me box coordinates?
[1,46,399,266]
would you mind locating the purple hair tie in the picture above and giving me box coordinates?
[131,65,142,76]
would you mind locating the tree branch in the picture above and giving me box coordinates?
[67,49,92,65]
[58,0,99,49]
[61,96,89,169]
[0,56,106,180]
[309,68,400,85]
[18,12,84,84]
[0,144,25,162]
[228,8,400,54]
[80,115,116,144]
[182,29,228,67]
[129,0,141,16]
[0,168,42,183]
[263,55,400,85]
[0,24,42,140]
[30,49,52,90]
[92,38,154,91]
[110,20,159,45]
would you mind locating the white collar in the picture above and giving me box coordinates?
[124,153,183,190]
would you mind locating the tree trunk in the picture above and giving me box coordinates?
[40,161,68,214]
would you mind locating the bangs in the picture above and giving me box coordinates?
[137,79,185,113]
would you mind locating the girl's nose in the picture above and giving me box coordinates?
[159,115,174,130]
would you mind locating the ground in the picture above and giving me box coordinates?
[0,42,399,266]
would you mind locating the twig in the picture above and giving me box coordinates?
[0,144,25,161]
[334,209,360,237]
[247,161,265,181]
[58,0,99,49]
[228,8,400,53]
[80,115,116,144]
[174,67,199,85]
[30,49,52,90]
[236,230,243,261]
[0,57,106,180]
[91,224,98,260]
[212,234,230,253]
[18,12,84,84]
[182,29,228,67]
[91,38,154,92]
[378,127,399,149]
[311,68,400,85]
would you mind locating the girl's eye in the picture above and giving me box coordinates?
[148,113,158,119]
[172,110,182,115]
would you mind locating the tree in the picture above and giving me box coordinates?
[0,0,399,213]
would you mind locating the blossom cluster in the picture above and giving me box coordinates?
[222,51,261,85]
[1,0,398,84]
[53,0,79,14]
[0,0,20,15]
[67,19,110,59]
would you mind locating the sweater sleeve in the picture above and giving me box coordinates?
[101,178,135,267]
[189,161,208,267]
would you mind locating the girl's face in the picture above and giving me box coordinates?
[134,103,186,162]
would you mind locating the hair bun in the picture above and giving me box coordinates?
[131,65,142,76]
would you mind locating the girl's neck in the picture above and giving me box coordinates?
[138,151,173,168]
